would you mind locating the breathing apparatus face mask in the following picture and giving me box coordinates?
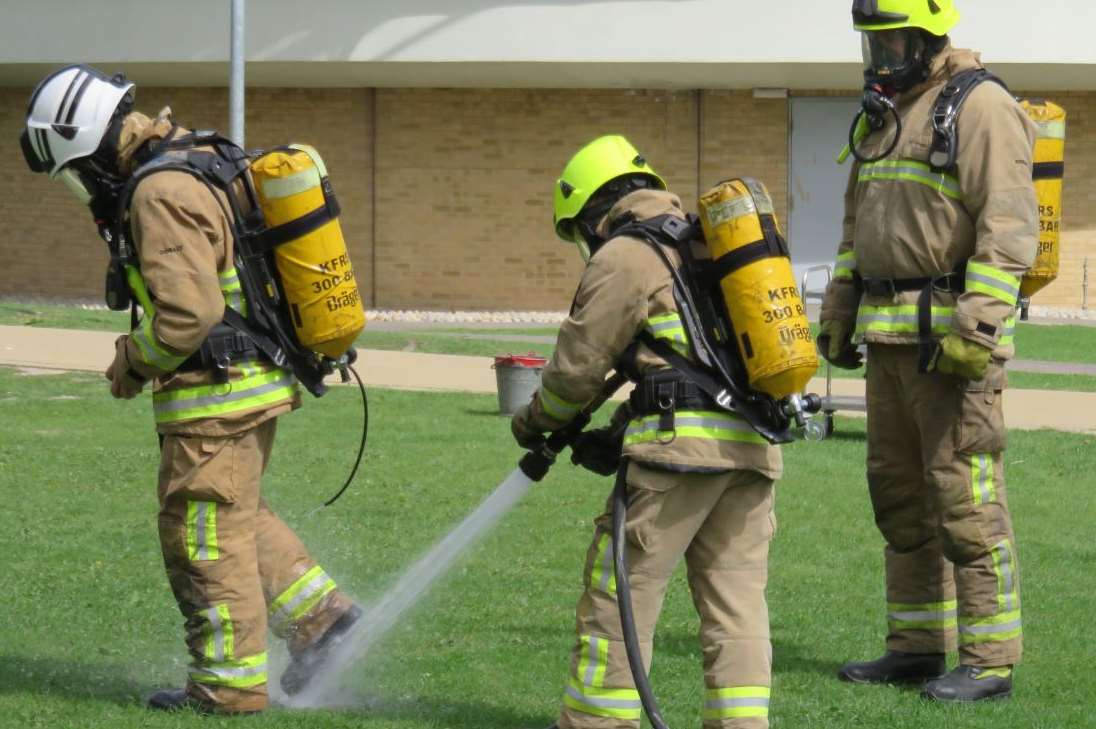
[861,28,931,93]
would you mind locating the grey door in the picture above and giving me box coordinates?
[788,96,861,294]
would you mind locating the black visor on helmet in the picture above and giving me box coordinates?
[852,0,909,26]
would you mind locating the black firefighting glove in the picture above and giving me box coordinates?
[570,424,625,477]
[817,319,863,370]
[510,402,546,450]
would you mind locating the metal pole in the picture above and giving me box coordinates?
[229,0,246,147]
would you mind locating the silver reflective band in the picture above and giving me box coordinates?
[976,454,993,505]
[996,542,1016,611]
[565,685,641,710]
[583,636,604,686]
[191,661,267,680]
[648,319,682,335]
[269,570,332,629]
[967,271,1019,300]
[206,607,226,662]
[959,618,1022,636]
[598,535,614,594]
[196,502,212,560]
[155,374,296,414]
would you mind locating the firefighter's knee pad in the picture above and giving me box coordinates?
[939,499,1010,565]
[867,469,935,553]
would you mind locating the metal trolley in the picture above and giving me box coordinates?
[801,264,867,440]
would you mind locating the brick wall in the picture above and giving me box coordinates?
[0,87,373,302]
[2,84,1092,310]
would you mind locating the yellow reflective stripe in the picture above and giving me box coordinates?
[588,532,617,597]
[703,686,771,720]
[887,599,958,631]
[539,386,582,422]
[576,634,610,688]
[202,604,234,662]
[854,304,954,337]
[971,454,997,506]
[153,370,297,424]
[563,678,641,720]
[131,316,188,370]
[991,540,1019,613]
[189,652,268,689]
[219,267,247,316]
[966,262,1021,306]
[125,265,187,371]
[858,159,962,199]
[959,609,1022,645]
[646,313,691,357]
[268,566,338,634]
[998,315,1017,347]
[186,501,219,561]
[124,264,155,312]
[624,411,768,446]
[834,251,857,280]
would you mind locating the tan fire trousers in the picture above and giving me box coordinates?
[559,461,775,729]
[157,419,353,712]
[865,345,1022,668]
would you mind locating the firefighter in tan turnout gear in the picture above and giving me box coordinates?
[512,135,781,729]
[20,65,360,714]
[820,0,1035,701]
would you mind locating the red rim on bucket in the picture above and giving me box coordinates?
[493,353,548,368]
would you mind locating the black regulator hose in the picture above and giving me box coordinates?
[611,458,672,729]
[318,363,369,509]
[848,84,902,164]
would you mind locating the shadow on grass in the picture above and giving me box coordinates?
[319,692,549,729]
[464,407,506,417]
[0,653,161,705]
[652,632,847,679]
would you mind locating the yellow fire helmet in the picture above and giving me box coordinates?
[553,135,665,246]
[852,0,960,36]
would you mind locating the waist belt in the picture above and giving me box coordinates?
[859,268,966,297]
[858,266,966,374]
[178,326,268,381]
[629,368,718,437]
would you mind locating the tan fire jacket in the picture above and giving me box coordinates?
[820,45,1038,360]
[116,109,299,436]
[525,189,782,478]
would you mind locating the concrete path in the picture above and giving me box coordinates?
[2,325,1094,435]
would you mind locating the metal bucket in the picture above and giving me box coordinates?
[493,354,548,416]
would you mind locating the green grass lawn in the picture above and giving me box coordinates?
[1,366,1093,728]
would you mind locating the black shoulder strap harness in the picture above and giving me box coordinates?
[110,130,342,396]
[928,67,1010,173]
[609,214,794,445]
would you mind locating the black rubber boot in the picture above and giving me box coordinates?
[146,688,212,714]
[837,650,947,684]
[280,604,363,696]
[922,665,1013,702]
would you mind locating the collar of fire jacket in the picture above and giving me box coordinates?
[116,107,187,177]
[905,43,984,99]
[597,188,685,239]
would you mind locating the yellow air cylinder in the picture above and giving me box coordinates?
[1019,99,1066,299]
[251,144,365,359]
[698,178,818,399]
